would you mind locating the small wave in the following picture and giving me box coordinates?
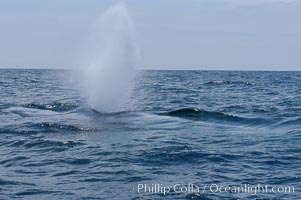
[186,193,213,200]
[16,189,57,196]
[36,122,97,132]
[204,80,254,85]
[0,103,14,110]
[0,128,38,135]
[91,109,134,116]
[52,170,79,177]
[63,158,91,165]
[0,178,35,186]
[272,117,301,128]
[163,108,271,126]
[0,156,29,167]
[0,122,97,135]
[1,106,56,117]
[23,139,84,149]
[139,145,205,166]
[23,102,78,112]
[204,80,232,85]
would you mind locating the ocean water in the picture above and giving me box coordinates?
[0,69,301,200]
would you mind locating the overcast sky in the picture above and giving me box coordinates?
[0,0,300,70]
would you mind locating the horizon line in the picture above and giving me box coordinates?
[0,67,300,72]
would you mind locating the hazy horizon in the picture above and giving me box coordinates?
[1,67,300,72]
[0,0,300,71]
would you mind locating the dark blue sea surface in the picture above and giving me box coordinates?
[0,69,301,199]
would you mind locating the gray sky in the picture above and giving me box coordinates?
[0,0,300,70]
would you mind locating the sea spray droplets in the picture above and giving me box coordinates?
[82,3,138,113]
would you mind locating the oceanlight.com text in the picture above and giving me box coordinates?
[135,183,295,196]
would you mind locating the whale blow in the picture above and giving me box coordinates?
[82,3,138,113]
